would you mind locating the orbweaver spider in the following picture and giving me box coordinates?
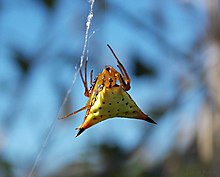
[60,44,156,137]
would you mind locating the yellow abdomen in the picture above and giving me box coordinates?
[80,86,151,129]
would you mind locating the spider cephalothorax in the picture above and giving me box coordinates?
[60,44,156,137]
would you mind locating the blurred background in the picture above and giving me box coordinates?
[1,0,220,177]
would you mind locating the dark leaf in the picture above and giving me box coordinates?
[14,50,31,74]
[0,157,13,177]
[132,56,156,77]
[149,105,169,119]
[41,0,56,10]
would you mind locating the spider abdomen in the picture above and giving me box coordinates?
[81,86,155,129]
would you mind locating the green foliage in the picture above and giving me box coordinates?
[0,158,13,177]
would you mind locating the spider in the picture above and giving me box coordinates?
[60,44,156,137]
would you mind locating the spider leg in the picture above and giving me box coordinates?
[107,44,131,91]
[115,72,130,91]
[80,59,90,97]
[84,59,88,89]
[90,69,93,85]
[116,64,130,90]
[59,106,87,119]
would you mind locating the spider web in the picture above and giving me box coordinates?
[27,1,95,176]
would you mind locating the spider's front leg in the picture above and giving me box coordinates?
[107,44,131,91]
[59,60,90,120]
[59,106,87,119]
[115,72,130,91]
[80,59,90,97]
[116,63,130,91]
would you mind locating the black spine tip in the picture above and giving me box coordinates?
[146,116,157,125]
[75,128,85,137]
